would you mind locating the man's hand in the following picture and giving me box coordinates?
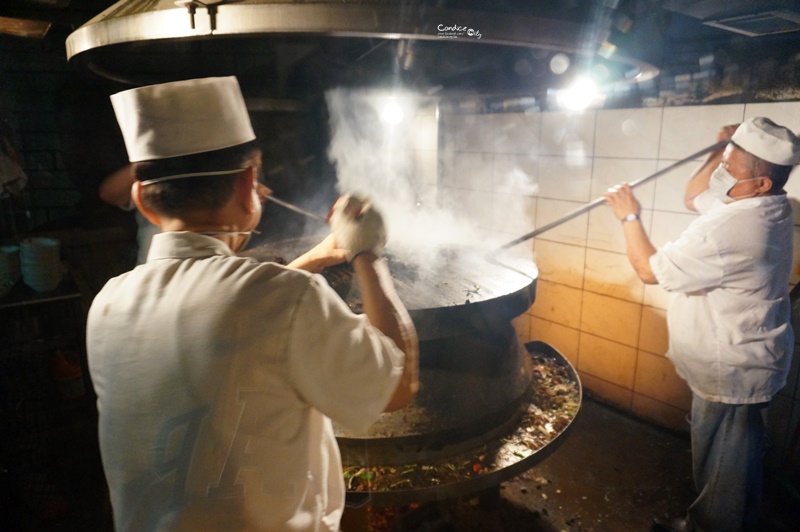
[718,124,738,144]
[328,194,387,262]
[684,124,738,211]
[603,183,641,220]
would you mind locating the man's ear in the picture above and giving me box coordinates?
[235,168,259,214]
[757,176,774,194]
[131,181,162,226]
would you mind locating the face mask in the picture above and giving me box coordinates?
[708,166,760,204]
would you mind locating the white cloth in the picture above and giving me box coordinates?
[328,194,387,261]
[86,232,404,531]
[649,193,794,404]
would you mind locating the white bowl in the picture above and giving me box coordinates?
[23,274,61,293]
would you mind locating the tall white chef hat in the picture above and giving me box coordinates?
[111,76,256,163]
[731,117,800,166]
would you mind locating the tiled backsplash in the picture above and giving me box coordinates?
[437,102,800,439]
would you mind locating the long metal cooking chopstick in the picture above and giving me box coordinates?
[265,195,328,223]
[497,140,728,250]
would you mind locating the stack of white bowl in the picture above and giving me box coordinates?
[20,237,62,293]
[0,245,21,298]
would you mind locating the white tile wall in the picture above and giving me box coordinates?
[594,108,663,159]
[412,149,438,187]
[535,199,589,247]
[590,158,658,209]
[492,194,536,236]
[491,113,540,155]
[437,187,492,227]
[659,105,744,159]
[584,248,645,303]
[533,239,586,289]
[587,207,653,254]
[538,155,593,202]
[531,280,583,328]
[743,103,800,131]
[493,153,539,196]
[652,159,703,214]
[444,114,491,152]
[411,114,439,152]
[540,110,596,157]
[792,229,800,286]
[782,169,800,225]
[443,152,493,191]
[435,100,800,429]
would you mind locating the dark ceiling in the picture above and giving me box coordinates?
[2,0,799,221]
[2,0,800,106]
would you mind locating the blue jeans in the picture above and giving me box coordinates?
[688,394,768,532]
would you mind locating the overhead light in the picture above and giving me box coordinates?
[378,97,404,126]
[556,77,600,112]
[0,16,52,38]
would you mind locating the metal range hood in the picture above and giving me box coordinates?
[64,0,659,99]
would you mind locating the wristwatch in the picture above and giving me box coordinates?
[621,213,640,223]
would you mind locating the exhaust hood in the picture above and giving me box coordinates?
[664,0,800,36]
[64,0,659,99]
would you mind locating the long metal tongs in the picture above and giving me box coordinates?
[497,140,727,250]
[265,195,328,222]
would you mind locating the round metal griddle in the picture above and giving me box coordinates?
[243,238,566,507]
[242,236,538,340]
[343,341,582,507]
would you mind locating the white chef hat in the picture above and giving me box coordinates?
[111,76,256,163]
[731,117,800,166]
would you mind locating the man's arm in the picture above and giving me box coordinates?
[603,184,658,284]
[352,252,419,412]
[620,216,658,284]
[98,164,136,208]
[683,125,737,211]
[287,234,348,273]
[327,194,419,412]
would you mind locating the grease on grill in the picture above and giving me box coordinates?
[343,352,579,492]
[245,240,537,315]
[323,262,363,313]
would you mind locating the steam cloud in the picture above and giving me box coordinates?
[325,88,527,267]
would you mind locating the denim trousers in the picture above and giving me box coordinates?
[688,394,769,532]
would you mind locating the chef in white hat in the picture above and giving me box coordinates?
[86,76,418,532]
[604,117,800,532]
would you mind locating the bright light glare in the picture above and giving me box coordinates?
[379,98,405,125]
[557,77,598,112]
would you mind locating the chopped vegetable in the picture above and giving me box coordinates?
[341,353,580,492]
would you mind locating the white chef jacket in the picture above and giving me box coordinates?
[86,232,404,531]
[649,191,794,404]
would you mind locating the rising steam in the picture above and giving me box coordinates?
[325,88,519,267]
